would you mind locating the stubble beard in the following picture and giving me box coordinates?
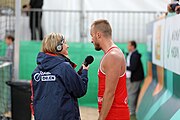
[95,43,101,51]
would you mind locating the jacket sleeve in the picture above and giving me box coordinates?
[59,62,88,98]
[127,53,139,72]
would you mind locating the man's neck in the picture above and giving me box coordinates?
[129,49,136,53]
[8,42,13,45]
[101,40,115,53]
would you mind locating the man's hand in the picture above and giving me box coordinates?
[175,6,180,14]
[22,4,31,11]
[167,4,173,12]
[98,116,105,120]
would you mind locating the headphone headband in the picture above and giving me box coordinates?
[61,34,65,44]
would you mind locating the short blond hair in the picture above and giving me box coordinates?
[41,33,63,54]
[91,19,112,37]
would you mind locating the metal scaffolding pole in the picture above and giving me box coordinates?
[14,0,21,80]
[80,0,86,42]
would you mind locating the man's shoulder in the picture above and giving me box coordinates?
[131,50,141,57]
[105,49,125,64]
[7,45,13,49]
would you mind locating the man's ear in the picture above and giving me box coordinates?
[96,32,101,39]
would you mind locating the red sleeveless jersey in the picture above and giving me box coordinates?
[98,46,130,120]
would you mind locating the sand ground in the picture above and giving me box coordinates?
[80,107,98,120]
[30,107,98,120]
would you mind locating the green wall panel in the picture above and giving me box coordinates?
[1,41,148,107]
[173,73,180,98]
[0,41,7,56]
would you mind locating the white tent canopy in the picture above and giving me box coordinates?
[43,0,170,11]
[17,0,171,42]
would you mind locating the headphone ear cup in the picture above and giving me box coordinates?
[56,44,63,52]
[55,34,64,52]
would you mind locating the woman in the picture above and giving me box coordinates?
[31,33,89,120]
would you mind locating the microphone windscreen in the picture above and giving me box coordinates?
[84,56,94,66]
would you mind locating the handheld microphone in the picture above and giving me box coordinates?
[77,56,94,75]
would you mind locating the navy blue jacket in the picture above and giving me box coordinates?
[127,50,144,82]
[31,52,88,120]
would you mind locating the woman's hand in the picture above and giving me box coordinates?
[82,64,89,70]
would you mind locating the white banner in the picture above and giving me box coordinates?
[164,15,180,75]
[152,19,165,67]
[146,22,154,52]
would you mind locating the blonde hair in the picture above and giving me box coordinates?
[41,33,64,54]
[91,19,112,37]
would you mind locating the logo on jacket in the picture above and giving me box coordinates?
[34,71,56,82]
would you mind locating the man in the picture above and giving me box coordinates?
[167,0,179,13]
[30,0,43,40]
[126,41,144,118]
[4,35,14,114]
[23,0,43,40]
[90,19,129,120]
[5,35,14,61]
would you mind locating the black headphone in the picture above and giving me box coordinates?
[56,34,65,52]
